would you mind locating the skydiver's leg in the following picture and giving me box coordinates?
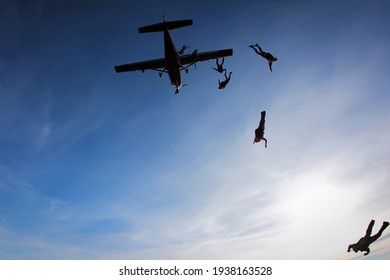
[249,45,261,56]
[215,58,221,70]
[255,44,264,52]
[259,120,265,131]
[365,220,375,238]
[178,45,185,55]
[254,45,268,58]
[369,221,389,244]
[259,112,266,130]
[257,120,263,130]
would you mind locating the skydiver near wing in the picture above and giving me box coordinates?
[218,70,232,90]
[177,45,190,55]
[212,57,226,73]
[347,220,389,256]
[249,44,278,72]
[253,111,267,147]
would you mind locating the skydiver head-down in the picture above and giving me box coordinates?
[253,110,267,147]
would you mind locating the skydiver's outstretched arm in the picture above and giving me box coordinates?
[253,137,267,147]
[347,244,355,252]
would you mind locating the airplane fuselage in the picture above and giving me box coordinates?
[163,24,182,92]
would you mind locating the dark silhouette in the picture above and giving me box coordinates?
[249,44,278,72]
[177,45,190,55]
[218,70,232,90]
[253,111,267,147]
[114,17,233,95]
[348,220,389,256]
[212,57,225,73]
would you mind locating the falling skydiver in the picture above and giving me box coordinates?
[218,70,232,90]
[212,57,226,73]
[347,220,389,256]
[249,44,278,72]
[253,111,268,147]
[177,45,190,55]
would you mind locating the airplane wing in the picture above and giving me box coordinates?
[114,58,166,73]
[179,49,233,66]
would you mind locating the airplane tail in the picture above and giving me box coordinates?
[138,19,193,33]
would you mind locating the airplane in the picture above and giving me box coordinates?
[114,17,233,94]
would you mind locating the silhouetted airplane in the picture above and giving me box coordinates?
[114,17,233,94]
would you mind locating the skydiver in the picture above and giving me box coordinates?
[212,57,225,73]
[177,45,190,55]
[249,44,278,72]
[347,220,389,256]
[218,70,232,90]
[253,110,267,147]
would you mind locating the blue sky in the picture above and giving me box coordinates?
[1,0,390,259]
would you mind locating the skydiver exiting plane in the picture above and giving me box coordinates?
[212,57,225,73]
[249,44,278,72]
[347,220,389,256]
[114,17,233,94]
[218,70,232,90]
[177,45,190,55]
[253,111,267,147]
